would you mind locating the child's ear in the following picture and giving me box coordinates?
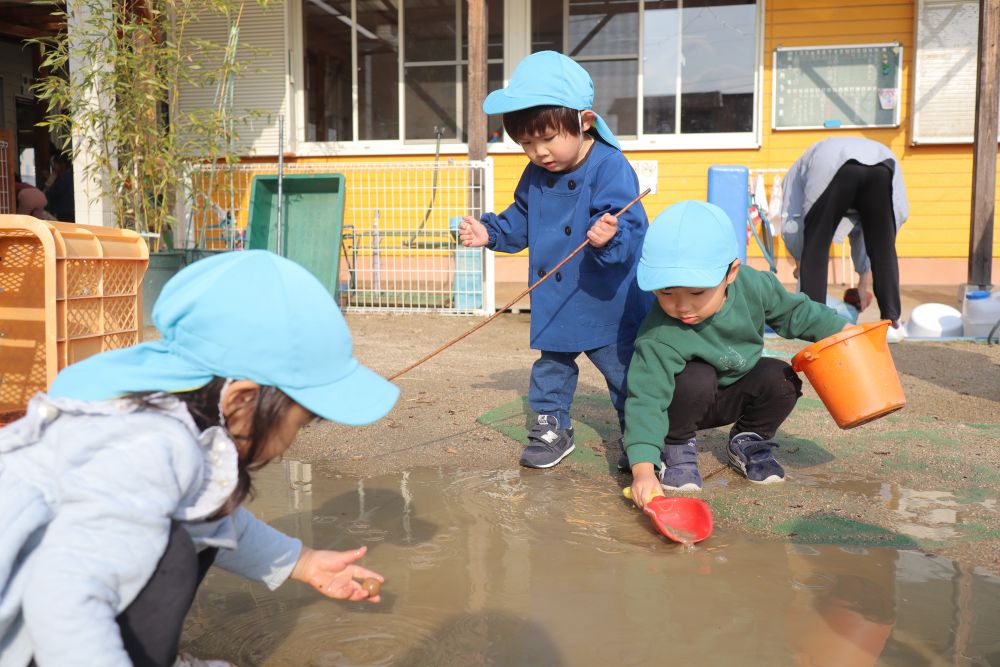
[580,109,596,131]
[222,380,261,416]
[725,259,742,285]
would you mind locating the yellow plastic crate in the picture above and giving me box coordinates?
[0,215,149,421]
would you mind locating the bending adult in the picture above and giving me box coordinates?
[15,176,49,218]
[780,137,908,327]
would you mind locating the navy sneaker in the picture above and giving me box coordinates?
[659,439,703,491]
[519,415,575,469]
[728,432,784,484]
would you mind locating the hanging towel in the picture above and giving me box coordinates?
[767,174,783,236]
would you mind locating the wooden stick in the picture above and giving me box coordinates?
[702,463,729,482]
[388,188,651,381]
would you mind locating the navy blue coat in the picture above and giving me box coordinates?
[482,141,652,352]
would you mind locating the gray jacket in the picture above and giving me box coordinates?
[780,137,909,275]
[0,394,302,667]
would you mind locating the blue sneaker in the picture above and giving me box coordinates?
[728,432,784,484]
[659,440,703,491]
[519,415,575,469]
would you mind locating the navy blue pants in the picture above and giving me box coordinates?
[528,340,633,432]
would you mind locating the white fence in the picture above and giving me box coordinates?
[185,159,495,315]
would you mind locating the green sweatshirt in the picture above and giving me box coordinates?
[623,266,847,467]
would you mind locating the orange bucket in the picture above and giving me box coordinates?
[791,320,906,429]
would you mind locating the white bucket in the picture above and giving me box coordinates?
[904,303,963,338]
[962,290,1000,338]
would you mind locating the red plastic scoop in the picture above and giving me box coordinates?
[623,488,713,544]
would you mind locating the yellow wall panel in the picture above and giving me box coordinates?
[771,7,911,24]
[770,0,911,8]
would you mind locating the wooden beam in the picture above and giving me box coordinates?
[968,0,1000,286]
[467,0,487,162]
[0,24,55,40]
[0,6,64,24]
[31,43,52,189]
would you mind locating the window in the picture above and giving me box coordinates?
[303,0,504,144]
[299,0,758,149]
[532,0,758,142]
[912,0,1000,144]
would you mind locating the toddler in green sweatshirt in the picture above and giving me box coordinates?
[623,200,850,508]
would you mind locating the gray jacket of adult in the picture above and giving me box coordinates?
[0,394,302,667]
[780,136,909,275]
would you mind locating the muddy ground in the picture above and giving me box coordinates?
[289,312,1000,574]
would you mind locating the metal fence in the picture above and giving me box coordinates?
[185,159,495,315]
[0,132,14,215]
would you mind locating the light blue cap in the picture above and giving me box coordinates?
[637,201,739,291]
[483,50,621,150]
[49,250,399,426]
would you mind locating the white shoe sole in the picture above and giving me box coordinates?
[748,474,784,485]
[728,451,784,484]
[661,482,702,492]
[520,444,575,469]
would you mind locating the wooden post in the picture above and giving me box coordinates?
[968,0,1000,287]
[467,0,487,162]
[32,43,52,189]
[466,0,488,220]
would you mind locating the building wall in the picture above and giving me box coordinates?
[0,40,33,136]
[483,0,1000,285]
[192,0,1000,286]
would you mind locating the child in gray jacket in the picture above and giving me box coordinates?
[0,251,399,667]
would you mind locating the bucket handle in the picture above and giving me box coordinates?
[792,320,891,373]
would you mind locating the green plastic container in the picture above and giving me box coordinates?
[142,250,186,325]
[247,173,346,298]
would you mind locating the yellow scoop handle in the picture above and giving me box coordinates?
[622,487,663,503]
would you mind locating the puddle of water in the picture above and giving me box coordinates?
[794,471,995,541]
[183,462,1000,667]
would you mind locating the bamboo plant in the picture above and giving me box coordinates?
[31,0,256,250]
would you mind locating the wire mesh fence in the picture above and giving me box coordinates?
[0,132,14,215]
[185,159,495,315]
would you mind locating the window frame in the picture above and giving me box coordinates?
[911,0,1000,145]
[291,0,764,155]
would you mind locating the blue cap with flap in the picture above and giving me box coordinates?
[49,250,399,425]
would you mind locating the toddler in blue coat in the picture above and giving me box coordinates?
[459,51,651,469]
[0,251,399,667]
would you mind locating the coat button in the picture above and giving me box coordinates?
[538,269,546,278]
[547,178,555,188]
[568,180,576,190]
[564,226,572,236]
[38,404,59,422]
[555,272,562,282]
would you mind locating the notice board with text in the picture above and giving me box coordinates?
[772,43,902,130]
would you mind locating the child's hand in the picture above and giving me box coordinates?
[458,215,489,247]
[291,545,384,603]
[629,463,662,510]
[587,212,618,248]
